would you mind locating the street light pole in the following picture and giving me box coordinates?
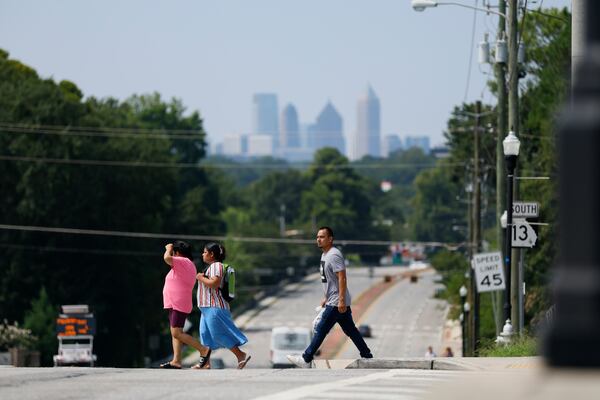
[506,0,522,334]
[494,0,508,336]
[463,301,471,355]
[503,131,520,324]
[459,285,468,357]
[472,100,482,355]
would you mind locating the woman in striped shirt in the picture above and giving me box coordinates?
[195,242,251,369]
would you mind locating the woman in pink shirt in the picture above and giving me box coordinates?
[160,240,210,369]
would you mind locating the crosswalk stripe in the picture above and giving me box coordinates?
[304,392,416,400]
[331,386,426,394]
[252,370,459,400]
[252,370,399,400]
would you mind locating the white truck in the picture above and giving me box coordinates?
[53,305,97,367]
[270,326,311,368]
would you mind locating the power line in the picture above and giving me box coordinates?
[0,242,156,257]
[463,0,479,103]
[0,223,463,249]
[0,122,203,135]
[0,126,202,140]
[0,154,465,170]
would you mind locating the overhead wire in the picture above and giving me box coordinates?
[0,243,156,257]
[0,223,464,249]
[0,154,465,170]
[0,121,203,135]
[463,0,480,103]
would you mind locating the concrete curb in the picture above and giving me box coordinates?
[313,357,542,371]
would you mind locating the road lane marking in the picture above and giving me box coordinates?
[251,370,399,400]
[252,370,460,400]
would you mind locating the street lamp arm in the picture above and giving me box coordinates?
[411,1,507,19]
[437,2,507,18]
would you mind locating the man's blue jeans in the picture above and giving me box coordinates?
[303,305,372,362]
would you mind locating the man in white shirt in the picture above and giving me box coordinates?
[287,226,373,368]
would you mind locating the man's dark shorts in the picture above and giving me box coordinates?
[167,308,188,328]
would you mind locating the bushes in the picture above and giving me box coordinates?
[479,335,538,357]
[0,320,37,350]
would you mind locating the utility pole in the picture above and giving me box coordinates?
[472,100,482,355]
[507,0,520,331]
[494,0,508,336]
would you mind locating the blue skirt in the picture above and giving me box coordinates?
[199,307,248,350]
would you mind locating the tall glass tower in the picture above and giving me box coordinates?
[280,103,301,149]
[253,93,279,149]
[314,101,345,155]
[354,86,381,159]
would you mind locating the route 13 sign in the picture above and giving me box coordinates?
[511,219,538,248]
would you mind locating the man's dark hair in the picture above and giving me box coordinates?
[318,226,334,238]
[172,240,193,260]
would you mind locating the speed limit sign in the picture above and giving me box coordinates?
[472,251,506,293]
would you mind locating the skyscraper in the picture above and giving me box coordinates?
[280,103,301,149]
[314,101,345,155]
[405,136,431,154]
[383,134,403,157]
[354,85,381,160]
[253,93,279,149]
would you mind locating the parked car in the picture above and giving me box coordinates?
[270,326,311,368]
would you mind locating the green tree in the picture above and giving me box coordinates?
[24,287,57,366]
[410,165,464,243]
[517,7,571,323]
[0,50,218,367]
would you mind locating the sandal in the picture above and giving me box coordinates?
[191,348,211,369]
[159,362,181,369]
[237,354,251,370]
[191,362,210,370]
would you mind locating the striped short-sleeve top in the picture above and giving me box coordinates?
[197,262,229,310]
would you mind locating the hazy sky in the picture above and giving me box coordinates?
[0,0,570,149]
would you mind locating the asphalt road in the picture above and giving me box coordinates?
[195,267,428,368]
[338,268,448,359]
[0,366,469,400]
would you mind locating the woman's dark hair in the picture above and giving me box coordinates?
[204,242,226,262]
[172,240,193,260]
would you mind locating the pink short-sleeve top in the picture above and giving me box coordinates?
[163,256,197,313]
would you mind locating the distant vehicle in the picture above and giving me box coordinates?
[53,305,97,367]
[358,324,372,338]
[270,326,311,368]
[409,260,429,270]
[53,336,97,367]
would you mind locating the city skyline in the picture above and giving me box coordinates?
[0,0,570,154]
[218,89,432,160]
